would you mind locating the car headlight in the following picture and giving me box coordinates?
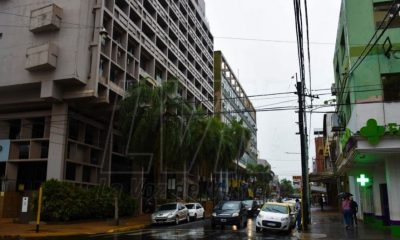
[248,208,252,211]
[281,217,289,221]
[232,212,239,217]
[212,213,217,217]
[257,212,263,218]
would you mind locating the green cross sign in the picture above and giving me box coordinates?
[357,174,370,186]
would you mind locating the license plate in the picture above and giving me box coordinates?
[220,219,226,222]
[267,223,276,226]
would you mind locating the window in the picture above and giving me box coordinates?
[9,120,21,139]
[66,162,76,181]
[373,2,400,29]
[68,118,79,140]
[340,30,346,62]
[382,73,400,101]
[82,166,91,183]
[31,117,45,138]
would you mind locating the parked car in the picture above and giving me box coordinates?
[256,199,265,208]
[211,201,248,229]
[151,202,189,225]
[185,203,205,220]
[255,202,296,233]
[242,199,259,217]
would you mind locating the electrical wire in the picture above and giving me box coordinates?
[214,36,333,45]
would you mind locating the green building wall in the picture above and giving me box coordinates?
[334,0,400,123]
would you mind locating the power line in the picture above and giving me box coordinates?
[214,36,333,45]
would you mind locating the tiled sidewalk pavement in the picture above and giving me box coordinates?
[293,207,398,240]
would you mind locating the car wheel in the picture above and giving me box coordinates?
[237,219,242,229]
[175,216,179,225]
[256,226,261,232]
[186,214,190,223]
[194,214,197,221]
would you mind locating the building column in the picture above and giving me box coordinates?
[385,159,400,236]
[46,103,68,180]
[372,164,386,221]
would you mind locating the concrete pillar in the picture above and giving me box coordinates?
[5,162,17,191]
[46,103,68,180]
[373,164,386,218]
[385,159,400,236]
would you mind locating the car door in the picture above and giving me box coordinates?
[178,204,184,220]
[197,204,204,218]
[241,203,247,218]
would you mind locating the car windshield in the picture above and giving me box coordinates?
[158,204,177,211]
[217,202,240,210]
[242,200,253,206]
[185,204,195,209]
[262,204,288,214]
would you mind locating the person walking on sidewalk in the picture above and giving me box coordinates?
[342,196,352,229]
[295,198,302,230]
[350,197,358,226]
[318,195,324,211]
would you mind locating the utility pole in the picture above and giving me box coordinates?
[295,76,314,231]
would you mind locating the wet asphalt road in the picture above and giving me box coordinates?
[86,218,298,240]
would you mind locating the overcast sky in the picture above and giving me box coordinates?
[204,0,341,180]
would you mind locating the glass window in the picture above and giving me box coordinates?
[373,2,400,29]
[382,73,400,101]
[216,201,240,210]
[158,204,177,211]
[185,204,195,209]
[261,204,289,214]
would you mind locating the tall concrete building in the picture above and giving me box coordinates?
[213,51,257,200]
[0,0,214,215]
[214,51,257,168]
[324,0,400,236]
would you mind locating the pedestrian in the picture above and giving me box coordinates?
[350,197,358,226]
[318,195,324,211]
[342,196,352,229]
[295,198,302,230]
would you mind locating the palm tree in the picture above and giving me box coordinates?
[119,80,254,203]
[246,163,275,200]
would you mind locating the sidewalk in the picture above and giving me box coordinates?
[294,207,398,239]
[0,214,151,239]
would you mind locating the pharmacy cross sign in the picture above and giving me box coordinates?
[357,174,370,187]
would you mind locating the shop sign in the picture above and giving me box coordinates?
[356,174,370,187]
[0,140,10,162]
[360,119,400,145]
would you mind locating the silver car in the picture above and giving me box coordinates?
[185,203,205,220]
[151,202,189,225]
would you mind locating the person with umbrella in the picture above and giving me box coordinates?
[341,193,353,229]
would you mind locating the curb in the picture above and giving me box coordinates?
[106,223,151,233]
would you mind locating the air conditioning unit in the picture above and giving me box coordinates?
[331,83,337,96]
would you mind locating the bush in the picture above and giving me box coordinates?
[32,180,136,222]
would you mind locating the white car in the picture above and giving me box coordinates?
[256,202,295,233]
[151,202,189,225]
[185,203,205,220]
